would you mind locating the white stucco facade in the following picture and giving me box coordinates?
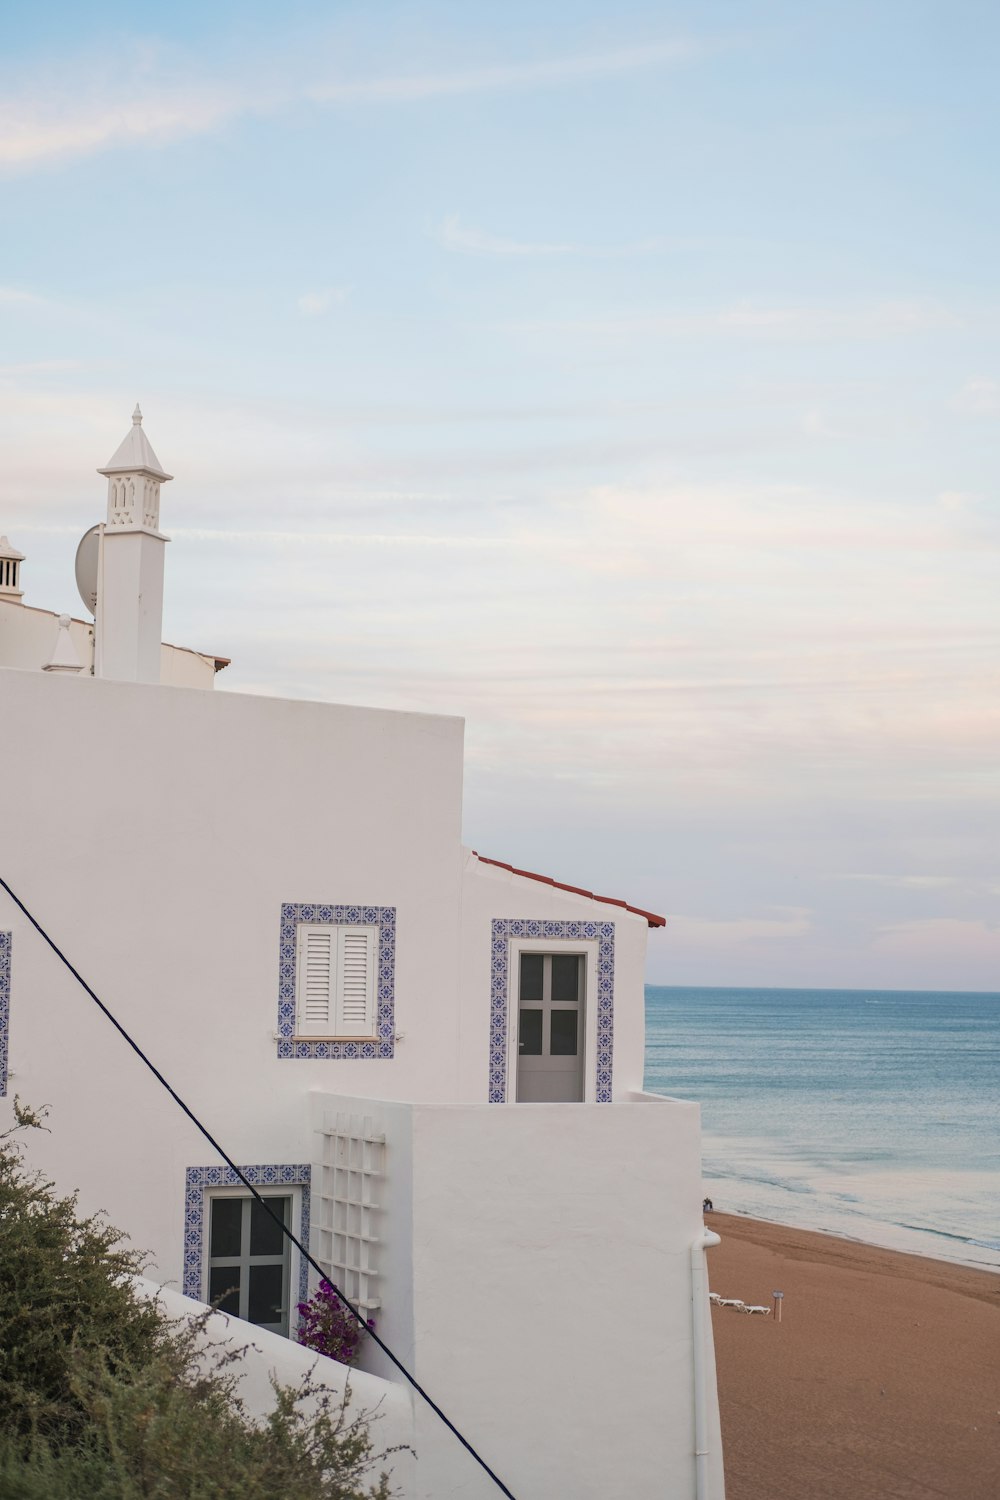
[0,413,724,1499]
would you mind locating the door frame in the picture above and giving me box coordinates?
[506,936,599,1104]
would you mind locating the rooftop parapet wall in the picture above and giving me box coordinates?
[0,598,220,686]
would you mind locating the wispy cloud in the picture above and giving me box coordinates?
[0,358,81,375]
[509,300,960,343]
[0,285,50,307]
[664,908,812,948]
[305,39,703,106]
[171,528,519,550]
[834,873,961,890]
[799,407,841,439]
[953,377,1000,415]
[875,917,1000,959]
[937,490,983,513]
[434,213,690,259]
[0,73,243,169]
[0,36,704,171]
[296,287,350,317]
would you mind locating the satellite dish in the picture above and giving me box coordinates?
[75,525,101,616]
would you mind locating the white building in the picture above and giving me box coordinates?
[0,411,724,1499]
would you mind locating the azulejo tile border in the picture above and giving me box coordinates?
[490,919,615,1104]
[0,933,10,1098]
[183,1163,312,1324]
[276,904,395,1060]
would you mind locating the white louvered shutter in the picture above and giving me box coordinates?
[297,925,335,1035]
[335,926,377,1037]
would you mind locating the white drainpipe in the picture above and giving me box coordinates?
[691,1226,722,1500]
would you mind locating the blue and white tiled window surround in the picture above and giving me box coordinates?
[490,918,615,1103]
[276,904,396,1060]
[183,1164,312,1321]
[0,933,10,1097]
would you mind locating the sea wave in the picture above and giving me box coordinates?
[646,984,1000,1272]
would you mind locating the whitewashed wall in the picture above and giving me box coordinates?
[0,667,723,1498]
[0,669,656,1291]
[0,666,463,1290]
[307,1090,723,1500]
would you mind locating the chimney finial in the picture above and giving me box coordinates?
[132,403,143,426]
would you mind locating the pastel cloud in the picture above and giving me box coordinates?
[0,285,50,306]
[304,39,703,105]
[664,909,813,948]
[435,214,685,259]
[296,288,349,317]
[508,300,960,343]
[953,377,1000,415]
[875,918,1000,963]
[0,36,704,171]
[0,72,243,169]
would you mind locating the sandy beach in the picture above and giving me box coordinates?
[708,1212,1000,1500]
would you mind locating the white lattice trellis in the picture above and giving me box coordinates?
[315,1114,384,1316]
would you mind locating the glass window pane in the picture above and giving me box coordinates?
[550,1009,579,1056]
[209,1197,243,1259]
[250,1196,289,1257]
[519,952,544,1003]
[519,1007,543,1055]
[551,955,581,1004]
[248,1263,285,1327]
[208,1266,241,1317]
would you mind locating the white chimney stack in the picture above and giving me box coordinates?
[0,535,25,602]
[94,405,172,684]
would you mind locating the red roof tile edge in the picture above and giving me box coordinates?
[472,853,666,928]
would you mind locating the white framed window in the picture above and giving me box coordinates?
[184,1165,311,1328]
[295,923,377,1039]
[205,1188,303,1338]
[277,905,395,1061]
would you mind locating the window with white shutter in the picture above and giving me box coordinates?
[298,926,335,1034]
[295,924,377,1039]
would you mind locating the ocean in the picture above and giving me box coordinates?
[644,986,1000,1272]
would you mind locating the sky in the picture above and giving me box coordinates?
[2,1,998,989]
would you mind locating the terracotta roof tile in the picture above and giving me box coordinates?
[472,853,666,928]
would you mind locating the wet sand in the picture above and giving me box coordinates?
[708,1212,1000,1500]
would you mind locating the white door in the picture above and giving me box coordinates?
[516,952,585,1102]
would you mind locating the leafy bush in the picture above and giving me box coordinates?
[297,1281,374,1367]
[0,1103,397,1498]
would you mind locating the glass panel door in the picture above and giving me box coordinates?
[516,952,585,1102]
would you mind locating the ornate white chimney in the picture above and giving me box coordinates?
[94,406,172,684]
[0,536,25,602]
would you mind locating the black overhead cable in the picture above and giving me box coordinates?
[0,875,519,1500]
